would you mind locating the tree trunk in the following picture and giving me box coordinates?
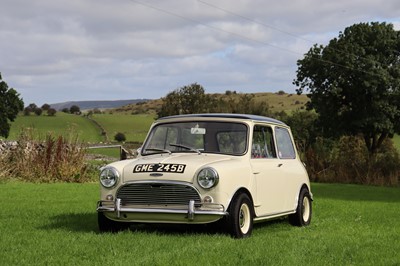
[364,132,388,155]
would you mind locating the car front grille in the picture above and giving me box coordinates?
[116,182,201,206]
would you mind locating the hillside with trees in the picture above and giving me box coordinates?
[113,90,309,116]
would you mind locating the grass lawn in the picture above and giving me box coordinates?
[5,112,103,143]
[0,182,399,265]
[91,114,155,143]
[393,134,400,152]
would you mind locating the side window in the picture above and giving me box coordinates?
[251,125,276,158]
[275,127,296,159]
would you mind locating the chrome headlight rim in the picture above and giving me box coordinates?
[100,167,120,188]
[197,167,219,189]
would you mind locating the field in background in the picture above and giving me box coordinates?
[118,92,309,114]
[393,134,400,151]
[5,112,103,143]
[249,92,309,113]
[91,114,154,143]
[0,182,399,265]
[4,113,155,144]
[3,95,399,155]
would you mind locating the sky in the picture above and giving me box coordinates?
[1,0,399,106]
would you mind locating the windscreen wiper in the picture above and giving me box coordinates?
[169,143,201,155]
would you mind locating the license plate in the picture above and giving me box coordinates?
[133,164,186,173]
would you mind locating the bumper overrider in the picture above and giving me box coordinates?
[97,199,227,224]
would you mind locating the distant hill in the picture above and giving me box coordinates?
[50,99,150,111]
[113,92,309,115]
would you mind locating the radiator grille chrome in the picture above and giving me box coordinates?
[116,182,201,206]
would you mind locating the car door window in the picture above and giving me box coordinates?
[251,125,276,158]
[275,127,296,159]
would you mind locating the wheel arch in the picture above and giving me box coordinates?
[227,187,255,214]
[300,183,313,200]
[293,183,313,211]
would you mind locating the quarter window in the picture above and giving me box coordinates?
[275,127,296,159]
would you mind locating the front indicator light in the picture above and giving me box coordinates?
[203,195,213,203]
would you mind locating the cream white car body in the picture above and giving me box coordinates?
[97,114,312,237]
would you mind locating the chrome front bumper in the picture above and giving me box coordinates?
[97,198,227,223]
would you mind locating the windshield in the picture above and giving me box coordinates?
[142,121,248,156]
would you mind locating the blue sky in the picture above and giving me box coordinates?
[1,0,399,106]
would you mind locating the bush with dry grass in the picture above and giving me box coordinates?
[0,128,95,182]
[304,135,400,186]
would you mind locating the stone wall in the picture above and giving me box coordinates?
[0,140,18,156]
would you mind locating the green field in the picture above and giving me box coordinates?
[91,114,155,143]
[5,112,103,143]
[393,134,400,151]
[0,182,399,265]
[3,113,156,144]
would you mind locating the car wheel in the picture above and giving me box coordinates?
[289,188,312,226]
[98,212,130,233]
[227,193,254,238]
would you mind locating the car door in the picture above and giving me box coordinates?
[250,125,289,216]
[274,126,304,211]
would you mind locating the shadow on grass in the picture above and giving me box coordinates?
[40,212,98,233]
[40,212,288,237]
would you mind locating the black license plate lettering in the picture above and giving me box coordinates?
[133,164,185,173]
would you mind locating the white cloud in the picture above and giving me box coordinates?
[1,0,399,105]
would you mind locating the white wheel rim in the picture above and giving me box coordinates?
[302,196,310,222]
[239,203,251,234]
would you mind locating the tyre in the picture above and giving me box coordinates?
[98,212,130,233]
[227,193,254,238]
[289,188,312,226]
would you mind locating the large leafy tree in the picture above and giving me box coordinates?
[294,22,400,154]
[0,73,24,138]
[158,83,212,117]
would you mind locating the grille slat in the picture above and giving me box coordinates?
[117,183,201,206]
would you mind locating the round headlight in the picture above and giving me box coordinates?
[100,167,119,188]
[197,167,219,189]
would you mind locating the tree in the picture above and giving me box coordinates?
[0,73,24,138]
[294,22,400,154]
[41,103,50,111]
[157,83,212,117]
[285,110,319,153]
[34,108,43,116]
[70,105,80,114]
[47,108,57,116]
[28,103,37,110]
[23,107,31,116]
[114,132,126,142]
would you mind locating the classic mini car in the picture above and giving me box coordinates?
[97,113,312,238]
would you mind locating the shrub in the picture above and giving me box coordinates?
[41,103,50,111]
[34,108,43,116]
[70,105,80,114]
[23,107,31,116]
[0,128,92,182]
[114,132,126,142]
[303,135,400,186]
[47,108,57,116]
